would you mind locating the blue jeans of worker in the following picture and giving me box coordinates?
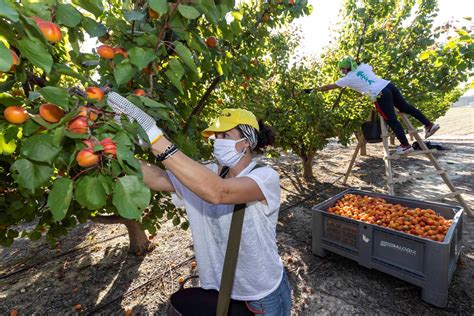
[246,270,292,315]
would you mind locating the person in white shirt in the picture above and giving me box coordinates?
[317,56,440,155]
[106,91,291,315]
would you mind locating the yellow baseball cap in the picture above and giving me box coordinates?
[202,108,259,138]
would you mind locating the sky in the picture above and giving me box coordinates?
[294,0,474,57]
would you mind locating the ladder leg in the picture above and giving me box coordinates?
[398,113,473,216]
[380,115,395,195]
[343,140,361,184]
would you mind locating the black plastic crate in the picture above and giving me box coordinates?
[312,189,464,307]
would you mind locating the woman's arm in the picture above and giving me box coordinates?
[140,161,175,192]
[106,92,266,205]
[318,83,340,91]
[151,138,265,205]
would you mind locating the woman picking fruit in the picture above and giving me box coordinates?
[316,56,440,155]
[106,92,291,315]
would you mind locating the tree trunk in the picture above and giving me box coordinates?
[390,134,396,145]
[91,216,155,255]
[301,153,315,181]
[355,131,367,156]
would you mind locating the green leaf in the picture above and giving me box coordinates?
[139,96,168,108]
[128,47,156,70]
[16,38,53,74]
[53,126,65,147]
[174,42,198,74]
[39,86,70,110]
[0,42,13,72]
[75,175,107,210]
[215,60,223,76]
[72,0,103,18]
[82,17,107,37]
[231,11,243,21]
[0,0,19,22]
[21,134,62,163]
[0,79,15,93]
[178,4,201,19]
[11,159,53,192]
[113,175,151,219]
[419,50,432,61]
[116,143,141,174]
[56,3,82,27]
[123,9,146,21]
[168,59,185,78]
[48,177,73,221]
[149,0,168,15]
[114,61,137,86]
[165,70,184,94]
[97,173,113,195]
[53,64,89,83]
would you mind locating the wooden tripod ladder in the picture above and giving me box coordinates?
[343,111,473,216]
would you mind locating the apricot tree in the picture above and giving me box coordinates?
[0,0,309,253]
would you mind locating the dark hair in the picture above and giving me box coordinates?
[255,120,275,151]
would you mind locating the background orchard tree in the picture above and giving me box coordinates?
[0,0,310,254]
[328,0,473,124]
[227,0,473,180]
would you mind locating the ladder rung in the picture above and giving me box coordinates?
[388,170,446,184]
[386,149,437,159]
[432,191,462,201]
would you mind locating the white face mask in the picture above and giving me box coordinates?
[213,138,247,167]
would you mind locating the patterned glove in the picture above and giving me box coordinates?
[107,92,163,145]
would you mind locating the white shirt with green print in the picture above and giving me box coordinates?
[335,63,390,100]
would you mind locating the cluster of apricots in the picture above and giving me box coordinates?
[327,194,453,242]
[96,45,129,59]
[76,137,117,167]
[2,87,114,168]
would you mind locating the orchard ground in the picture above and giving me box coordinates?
[1,105,473,315]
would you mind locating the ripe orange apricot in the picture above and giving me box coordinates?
[133,89,146,96]
[76,148,100,167]
[113,47,128,58]
[31,16,43,24]
[39,103,64,123]
[206,36,218,48]
[149,8,160,19]
[86,87,105,101]
[97,45,115,59]
[79,106,99,121]
[100,138,116,156]
[68,117,88,134]
[9,49,20,72]
[37,21,62,43]
[4,106,29,124]
[82,139,95,149]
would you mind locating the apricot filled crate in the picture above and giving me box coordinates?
[312,189,463,307]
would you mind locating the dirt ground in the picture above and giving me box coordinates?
[1,108,473,315]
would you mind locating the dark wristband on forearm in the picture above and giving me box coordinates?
[155,143,178,162]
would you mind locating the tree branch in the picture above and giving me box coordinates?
[183,76,221,131]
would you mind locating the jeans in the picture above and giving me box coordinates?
[375,82,432,146]
[246,271,292,315]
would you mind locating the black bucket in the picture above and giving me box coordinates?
[361,111,382,143]
[167,277,254,316]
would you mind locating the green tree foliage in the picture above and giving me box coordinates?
[230,0,473,180]
[0,0,310,252]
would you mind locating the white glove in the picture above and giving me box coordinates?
[107,92,163,145]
